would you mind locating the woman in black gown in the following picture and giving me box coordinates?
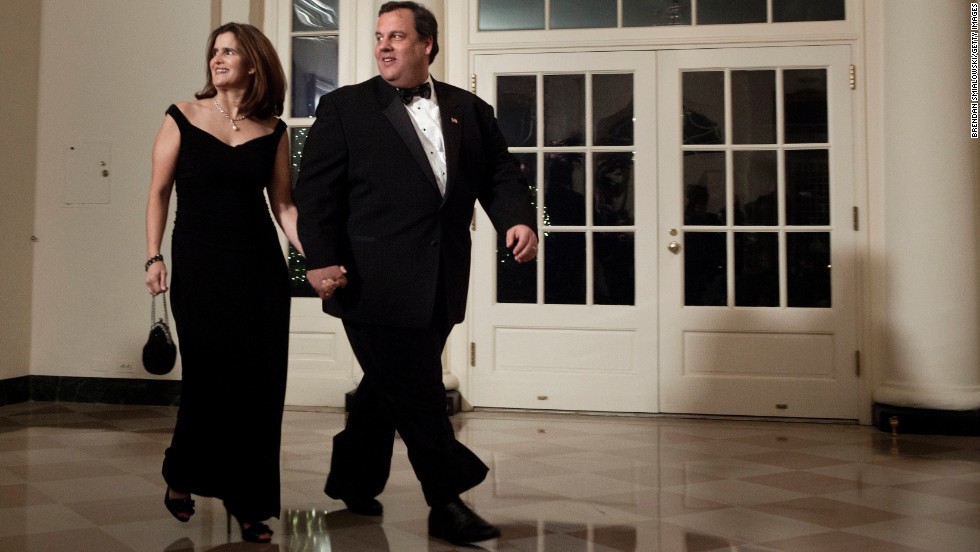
[144,23,299,544]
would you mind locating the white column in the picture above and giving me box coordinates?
[873,0,980,410]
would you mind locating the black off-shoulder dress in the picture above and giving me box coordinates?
[162,104,289,522]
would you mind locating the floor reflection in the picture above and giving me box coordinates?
[281,509,390,551]
[0,402,977,552]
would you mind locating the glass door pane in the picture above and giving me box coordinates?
[291,36,337,117]
[682,71,724,145]
[784,69,828,142]
[497,76,537,147]
[544,75,585,146]
[732,70,776,144]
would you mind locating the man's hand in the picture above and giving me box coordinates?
[307,265,348,300]
[506,224,538,263]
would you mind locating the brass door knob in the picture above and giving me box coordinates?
[667,241,681,254]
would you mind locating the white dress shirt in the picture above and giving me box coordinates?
[403,77,448,196]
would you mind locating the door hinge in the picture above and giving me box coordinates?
[470,342,476,367]
[855,350,862,376]
[853,206,859,231]
[471,74,477,94]
[849,64,856,90]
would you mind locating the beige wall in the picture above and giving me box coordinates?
[28,0,209,378]
[0,1,41,381]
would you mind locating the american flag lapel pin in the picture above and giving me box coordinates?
[451,117,459,124]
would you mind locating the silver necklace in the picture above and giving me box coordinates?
[213,98,247,131]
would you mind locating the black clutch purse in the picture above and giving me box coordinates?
[143,292,177,375]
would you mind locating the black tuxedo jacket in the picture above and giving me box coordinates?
[294,76,536,328]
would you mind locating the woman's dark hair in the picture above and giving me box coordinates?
[379,1,439,64]
[195,23,286,119]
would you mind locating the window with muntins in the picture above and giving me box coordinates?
[285,0,340,297]
[478,0,844,30]
[495,72,637,306]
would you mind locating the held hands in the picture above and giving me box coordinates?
[305,227,532,300]
[506,224,538,263]
[308,265,348,300]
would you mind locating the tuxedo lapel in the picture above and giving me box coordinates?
[381,89,439,193]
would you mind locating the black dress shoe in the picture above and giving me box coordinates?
[428,499,501,544]
[341,496,383,516]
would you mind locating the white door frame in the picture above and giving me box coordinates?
[657,45,860,420]
[469,51,659,413]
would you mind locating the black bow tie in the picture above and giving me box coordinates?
[398,82,431,104]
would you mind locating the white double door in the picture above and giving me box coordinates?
[470,46,859,419]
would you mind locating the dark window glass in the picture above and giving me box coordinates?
[545,232,586,304]
[479,0,545,30]
[544,74,585,147]
[291,36,337,117]
[544,153,585,227]
[774,0,845,22]
[497,76,537,148]
[289,127,308,185]
[735,232,778,307]
[624,0,692,26]
[498,154,538,303]
[684,151,726,226]
[289,128,316,297]
[551,0,617,28]
[593,74,634,146]
[786,150,830,226]
[733,151,778,226]
[732,70,776,144]
[698,0,767,24]
[784,69,828,143]
[685,232,727,306]
[683,72,725,145]
[594,153,634,226]
[293,0,338,32]
[594,232,635,305]
[788,232,831,308]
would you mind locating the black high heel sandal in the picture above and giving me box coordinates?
[164,487,195,522]
[226,510,273,544]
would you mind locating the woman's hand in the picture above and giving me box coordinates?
[146,261,169,295]
[307,265,347,300]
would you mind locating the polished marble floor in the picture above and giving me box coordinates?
[0,401,978,551]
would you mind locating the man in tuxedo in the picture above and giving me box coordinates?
[293,1,537,545]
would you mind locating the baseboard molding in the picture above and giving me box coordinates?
[5,377,974,434]
[0,375,181,407]
[0,376,30,406]
[873,402,980,436]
